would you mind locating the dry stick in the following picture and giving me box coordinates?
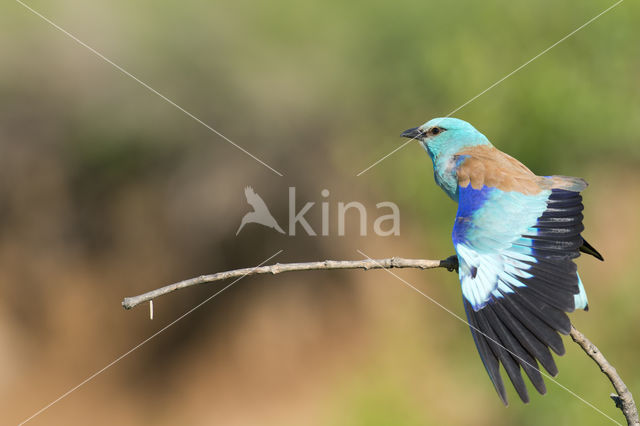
[570,326,639,426]
[122,256,638,425]
[122,256,458,309]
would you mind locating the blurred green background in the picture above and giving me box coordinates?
[1,0,639,425]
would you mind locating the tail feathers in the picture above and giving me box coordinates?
[580,238,604,261]
[574,274,589,311]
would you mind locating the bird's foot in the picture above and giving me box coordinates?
[442,255,459,273]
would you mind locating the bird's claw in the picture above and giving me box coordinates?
[443,255,459,273]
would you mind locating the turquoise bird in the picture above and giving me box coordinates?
[401,117,603,404]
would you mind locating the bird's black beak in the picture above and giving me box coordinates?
[401,127,422,139]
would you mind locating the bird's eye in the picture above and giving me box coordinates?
[430,127,442,136]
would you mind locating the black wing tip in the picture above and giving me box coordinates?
[497,389,509,406]
[466,299,558,406]
[515,386,531,404]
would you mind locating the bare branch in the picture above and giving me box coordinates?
[570,326,639,426]
[121,256,458,310]
[121,255,637,425]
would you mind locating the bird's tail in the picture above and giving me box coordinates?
[574,274,589,311]
[236,216,248,236]
[580,238,604,261]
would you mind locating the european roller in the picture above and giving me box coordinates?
[401,117,603,405]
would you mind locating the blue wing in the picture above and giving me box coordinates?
[454,182,588,404]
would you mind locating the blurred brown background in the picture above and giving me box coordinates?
[1,0,639,425]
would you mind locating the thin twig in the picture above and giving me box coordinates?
[570,326,639,425]
[121,256,458,310]
[121,256,637,425]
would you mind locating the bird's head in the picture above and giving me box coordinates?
[401,117,491,162]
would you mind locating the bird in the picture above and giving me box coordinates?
[401,117,603,405]
[236,186,285,235]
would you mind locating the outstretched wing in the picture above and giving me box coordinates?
[453,146,590,404]
[245,186,269,211]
